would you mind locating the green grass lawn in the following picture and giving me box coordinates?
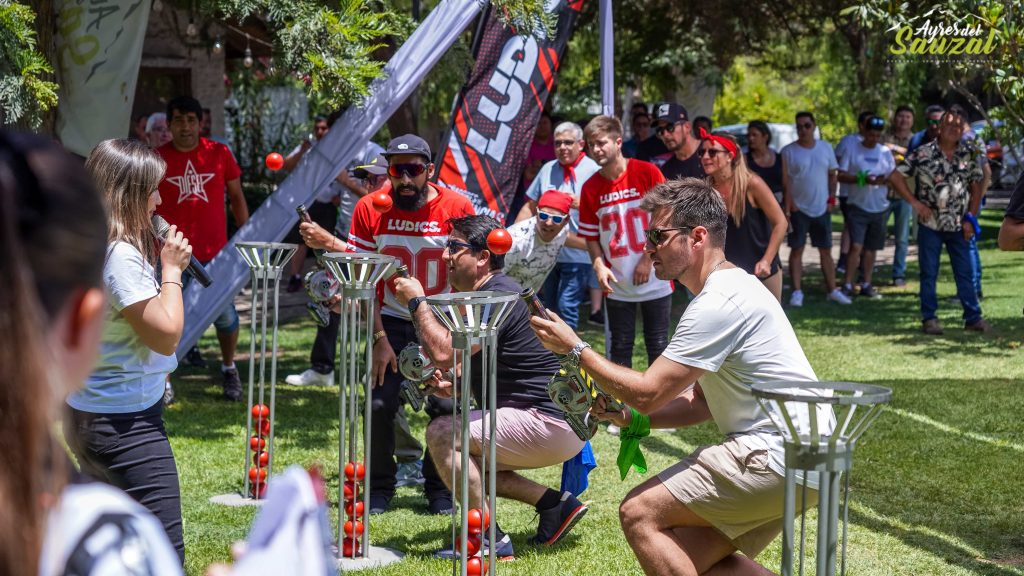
[170,208,1024,575]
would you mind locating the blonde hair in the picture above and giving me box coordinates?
[86,139,166,264]
[709,132,750,227]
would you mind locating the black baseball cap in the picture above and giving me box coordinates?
[384,134,431,161]
[352,153,388,178]
[654,102,689,124]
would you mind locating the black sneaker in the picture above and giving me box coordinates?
[859,284,881,299]
[369,494,391,515]
[184,345,207,368]
[587,310,604,327]
[428,496,454,515]
[222,368,242,401]
[528,491,588,546]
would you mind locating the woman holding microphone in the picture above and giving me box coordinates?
[65,138,192,563]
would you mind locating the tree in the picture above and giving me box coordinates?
[0,2,58,129]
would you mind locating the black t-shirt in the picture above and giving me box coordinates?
[467,273,563,419]
[660,150,705,181]
[635,135,670,167]
[1005,177,1024,220]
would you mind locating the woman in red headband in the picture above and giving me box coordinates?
[699,129,787,301]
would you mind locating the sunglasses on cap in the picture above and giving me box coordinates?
[645,226,691,246]
[387,163,427,178]
[537,212,566,224]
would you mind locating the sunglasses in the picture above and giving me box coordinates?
[445,239,475,253]
[698,147,729,158]
[387,163,427,178]
[927,118,942,126]
[655,123,678,136]
[645,227,691,246]
[537,212,566,224]
[554,139,577,147]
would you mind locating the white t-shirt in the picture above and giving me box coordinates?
[525,155,600,265]
[39,483,182,576]
[839,142,896,213]
[661,268,835,486]
[69,242,177,414]
[781,140,838,217]
[504,217,568,291]
[834,133,862,199]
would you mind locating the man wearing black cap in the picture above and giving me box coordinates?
[653,102,705,181]
[349,133,474,514]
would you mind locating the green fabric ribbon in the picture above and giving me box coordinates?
[616,408,650,480]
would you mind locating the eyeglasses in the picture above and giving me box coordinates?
[645,227,690,246]
[537,212,566,224]
[698,147,729,158]
[554,139,577,147]
[445,239,475,253]
[387,163,427,178]
[797,122,814,130]
[655,123,678,136]
[927,118,942,126]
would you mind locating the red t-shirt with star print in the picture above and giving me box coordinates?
[156,138,241,262]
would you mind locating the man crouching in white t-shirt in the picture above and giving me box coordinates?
[530,177,828,575]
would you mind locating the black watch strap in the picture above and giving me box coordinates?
[408,296,426,315]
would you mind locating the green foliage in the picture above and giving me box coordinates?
[0,1,58,128]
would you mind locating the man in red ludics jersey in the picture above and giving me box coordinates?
[156,96,249,401]
[302,134,473,515]
[579,115,674,374]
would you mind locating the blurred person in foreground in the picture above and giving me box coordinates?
[0,131,180,575]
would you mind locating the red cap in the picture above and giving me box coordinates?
[537,191,573,215]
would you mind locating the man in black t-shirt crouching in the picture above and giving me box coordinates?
[394,215,588,558]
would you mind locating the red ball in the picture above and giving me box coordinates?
[343,480,357,501]
[341,537,360,556]
[343,520,364,537]
[456,534,481,556]
[265,152,284,171]
[466,557,487,575]
[345,500,364,518]
[467,508,489,535]
[253,450,269,468]
[370,191,393,213]
[249,482,267,499]
[258,419,271,437]
[486,228,512,255]
[251,404,269,419]
[248,466,267,483]
[344,461,365,481]
[249,436,265,452]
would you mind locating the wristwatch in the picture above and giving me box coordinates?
[567,341,592,369]
[408,296,426,316]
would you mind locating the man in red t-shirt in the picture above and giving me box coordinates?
[156,96,250,401]
[300,134,473,515]
[579,115,673,373]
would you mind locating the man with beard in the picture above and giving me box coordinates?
[653,103,705,181]
[348,134,474,514]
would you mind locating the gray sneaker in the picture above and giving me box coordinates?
[222,368,242,401]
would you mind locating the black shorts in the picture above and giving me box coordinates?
[846,204,887,251]
[285,200,337,244]
[787,210,832,249]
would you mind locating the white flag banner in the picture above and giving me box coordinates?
[54,0,151,157]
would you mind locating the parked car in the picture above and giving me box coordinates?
[715,122,820,153]
[970,119,1022,189]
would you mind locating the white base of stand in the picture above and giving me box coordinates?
[337,546,404,571]
[209,493,266,507]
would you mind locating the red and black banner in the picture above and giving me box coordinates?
[435,0,584,221]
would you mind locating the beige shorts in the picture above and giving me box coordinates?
[657,436,818,558]
[462,407,585,471]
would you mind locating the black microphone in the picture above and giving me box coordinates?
[151,215,213,288]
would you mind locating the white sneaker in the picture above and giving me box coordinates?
[789,290,804,307]
[285,368,334,386]
[607,424,621,436]
[828,288,853,305]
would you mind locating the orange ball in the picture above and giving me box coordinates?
[253,450,269,468]
[249,436,265,452]
[258,419,271,437]
[249,482,267,499]
[344,461,365,481]
[344,520,364,537]
[466,556,487,575]
[486,228,512,254]
[341,537,360,556]
[248,466,267,483]
[345,500,364,518]
[343,480,357,500]
[251,404,269,419]
[467,508,489,534]
[456,534,481,556]
[265,152,284,171]
[371,191,393,213]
